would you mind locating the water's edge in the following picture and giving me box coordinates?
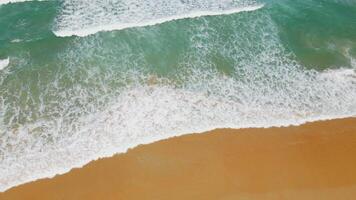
[1,116,355,193]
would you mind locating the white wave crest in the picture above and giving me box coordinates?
[0,0,44,5]
[54,0,263,37]
[0,58,9,71]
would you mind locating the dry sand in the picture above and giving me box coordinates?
[1,118,356,200]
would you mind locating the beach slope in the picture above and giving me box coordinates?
[1,118,356,200]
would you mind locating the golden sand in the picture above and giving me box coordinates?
[1,118,356,200]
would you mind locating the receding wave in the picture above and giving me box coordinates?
[54,0,263,37]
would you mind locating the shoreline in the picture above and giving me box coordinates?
[2,115,353,193]
[1,117,356,199]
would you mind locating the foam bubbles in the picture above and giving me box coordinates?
[0,58,9,71]
[0,0,44,5]
[54,0,263,37]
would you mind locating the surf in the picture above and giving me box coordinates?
[53,0,263,37]
[0,58,9,71]
[54,5,264,37]
[0,0,44,5]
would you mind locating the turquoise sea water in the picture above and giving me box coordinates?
[0,0,355,191]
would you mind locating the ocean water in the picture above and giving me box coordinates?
[0,0,355,192]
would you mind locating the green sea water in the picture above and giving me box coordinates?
[0,0,355,191]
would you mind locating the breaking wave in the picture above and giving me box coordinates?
[0,0,44,5]
[0,58,9,71]
[54,0,263,37]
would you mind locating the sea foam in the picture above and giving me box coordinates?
[54,0,263,37]
[0,0,43,5]
[1,70,355,192]
[0,58,9,71]
[54,5,264,37]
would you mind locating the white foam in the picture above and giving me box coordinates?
[0,78,355,192]
[0,0,26,5]
[54,5,264,37]
[0,0,43,5]
[0,57,9,71]
[10,39,22,43]
[1,60,355,192]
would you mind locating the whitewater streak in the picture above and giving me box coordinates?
[0,0,28,5]
[54,5,264,37]
[0,58,9,71]
[0,0,44,5]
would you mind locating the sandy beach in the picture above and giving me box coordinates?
[1,118,356,200]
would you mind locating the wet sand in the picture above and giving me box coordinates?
[1,118,356,200]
